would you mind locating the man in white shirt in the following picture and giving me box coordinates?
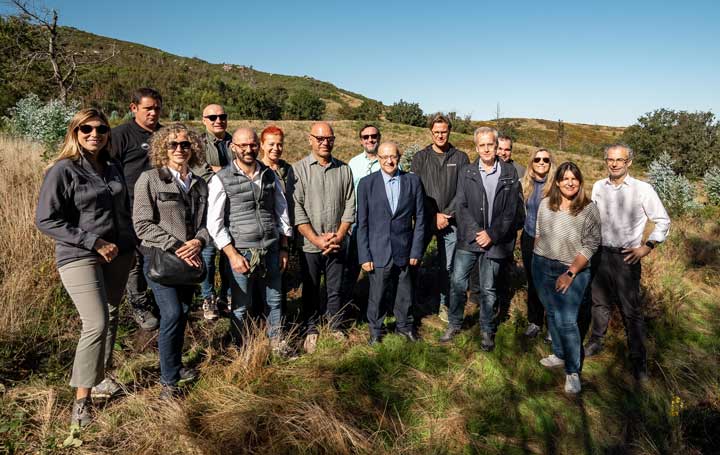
[587,143,670,381]
[206,127,292,351]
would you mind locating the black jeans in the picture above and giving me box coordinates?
[590,248,646,367]
[301,250,345,334]
[520,232,545,327]
[366,264,414,336]
[341,227,363,317]
[126,248,152,310]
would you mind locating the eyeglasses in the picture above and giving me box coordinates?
[78,124,109,135]
[605,158,629,165]
[311,134,335,144]
[232,142,259,150]
[533,157,551,163]
[167,141,192,150]
[204,114,228,122]
[378,155,399,161]
[361,134,379,140]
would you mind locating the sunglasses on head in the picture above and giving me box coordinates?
[78,124,109,135]
[361,133,379,140]
[204,114,228,122]
[533,157,551,163]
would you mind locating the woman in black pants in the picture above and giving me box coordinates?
[133,123,209,399]
[519,148,555,338]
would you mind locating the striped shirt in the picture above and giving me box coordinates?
[534,198,601,266]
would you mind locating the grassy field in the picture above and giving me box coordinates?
[1,129,718,454]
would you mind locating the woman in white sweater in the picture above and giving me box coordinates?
[532,162,601,394]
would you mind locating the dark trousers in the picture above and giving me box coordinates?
[366,264,414,336]
[143,261,192,386]
[126,247,152,310]
[341,227,363,316]
[301,250,345,334]
[590,249,646,366]
[520,232,545,327]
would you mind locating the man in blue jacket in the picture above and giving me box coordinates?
[357,142,426,344]
[440,127,524,351]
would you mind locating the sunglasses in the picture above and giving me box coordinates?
[78,124,109,135]
[204,114,228,122]
[167,141,192,150]
[361,134,379,140]
[533,157,551,163]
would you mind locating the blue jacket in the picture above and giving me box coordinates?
[357,170,426,268]
[454,159,524,259]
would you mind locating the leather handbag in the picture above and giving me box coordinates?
[146,246,206,286]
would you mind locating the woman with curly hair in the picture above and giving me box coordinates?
[36,108,135,428]
[520,148,555,339]
[532,162,601,394]
[132,123,210,399]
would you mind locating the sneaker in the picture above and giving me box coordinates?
[271,338,291,357]
[524,323,541,338]
[584,341,604,357]
[438,304,449,323]
[439,327,461,343]
[178,367,198,382]
[540,354,565,368]
[544,332,552,345]
[132,307,159,331]
[303,333,318,354]
[70,397,93,427]
[202,297,219,321]
[217,298,232,316]
[159,384,181,401]
[91,377,122,399]
[481,332,495,352]
[564,373,582,394]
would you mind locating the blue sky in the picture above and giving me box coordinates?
[13,0,720,125]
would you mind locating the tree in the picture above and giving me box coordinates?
[3,0,116,102]
[621,108,720,178]
[340,99,383,121]
[284,90,325,120]
[386,99,425,127]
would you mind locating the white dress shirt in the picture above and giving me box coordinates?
[207,161,292,250]
[591,175,670,248]
[167,167,192,193]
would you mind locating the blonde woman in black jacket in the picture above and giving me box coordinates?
[133,123,209,399]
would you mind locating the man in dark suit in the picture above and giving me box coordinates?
[357,142,426,344]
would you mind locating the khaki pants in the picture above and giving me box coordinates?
[58,254,132,388]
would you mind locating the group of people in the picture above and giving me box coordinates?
[35,87,670,430]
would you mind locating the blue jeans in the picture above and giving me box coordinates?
[200,244,231,301]
[143,260,193,386]
[449,249,500,333]
[532,255,591,375]
[424,224,457,308]
[228,244,282,339]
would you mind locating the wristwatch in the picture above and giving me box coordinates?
[645,241,656,250]
[565,270,575,278]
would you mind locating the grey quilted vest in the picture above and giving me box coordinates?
[216,162,278,248]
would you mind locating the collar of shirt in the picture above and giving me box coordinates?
[307,153,337,168]
[167,167,193,190]
[381,169,399,183]
[233,160,261,180]
[479,159,499,175]
[209,132,231,144]
[603,174,634,188]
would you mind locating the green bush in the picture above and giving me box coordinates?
[386,100,425,127]
[401,143,422,172]
[283,90,325,120]
[3,94,78,158]
[647,152,697,215]
[703,166,720,205]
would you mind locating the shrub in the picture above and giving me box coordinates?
[703,166,720,205]
[3,94,78,158]
[386,100,425,127]
[647,152,697,215]
[401,143,422,172]
[284,90,325,120]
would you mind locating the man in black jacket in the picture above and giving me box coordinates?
[112,87,163,331]
[410,114,469,321]
[439,127,524,351]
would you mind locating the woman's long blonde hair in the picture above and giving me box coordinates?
[521,148,556,200]
[48,108,112,169]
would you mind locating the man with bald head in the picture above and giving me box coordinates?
[357,142,425,344]
[207,127,292,352]
[293,122,355,353]
[194,104,234,320]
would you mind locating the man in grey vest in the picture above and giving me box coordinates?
[192,104,234,321]
[207,127,292,351]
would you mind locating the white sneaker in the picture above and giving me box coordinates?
[564,373,581,394]
[303,334,318,354]
[540,354,565,368]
